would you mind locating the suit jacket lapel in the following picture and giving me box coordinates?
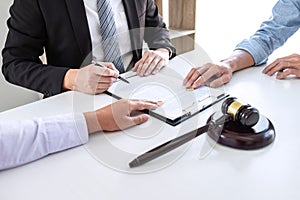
[122,0,142,61]
[65,0,92,62]
[122,0,139,29]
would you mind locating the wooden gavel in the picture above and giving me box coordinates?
[129,97,260,168]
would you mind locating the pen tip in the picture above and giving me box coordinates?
[129,159,140,168]
[119,77,130,84]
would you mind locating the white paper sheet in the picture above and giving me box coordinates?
[108,67,225,121]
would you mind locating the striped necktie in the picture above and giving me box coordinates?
[97,0,125,73]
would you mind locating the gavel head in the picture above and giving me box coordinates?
[221,97,260,127]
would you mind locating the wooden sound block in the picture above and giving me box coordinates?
[207,114,276,150]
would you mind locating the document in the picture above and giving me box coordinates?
[107,67,227,126]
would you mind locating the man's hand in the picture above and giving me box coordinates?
[183,63,233,89]
[63,63,119,94]
[132,48,169,76]
[84,99,159,133]
[263,54,300,79]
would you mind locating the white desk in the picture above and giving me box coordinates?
[1,48,300,200]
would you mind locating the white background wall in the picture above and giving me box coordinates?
[0,0,40,112]
[196,0,300,62]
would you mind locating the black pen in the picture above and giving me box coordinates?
[129,115,230,168]
[93,62,130,84]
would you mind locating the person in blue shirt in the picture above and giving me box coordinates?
[184,0,300,89]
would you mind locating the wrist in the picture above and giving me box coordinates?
[63,69,78,90]
[221,58,239,73]
[221,50,255,72]
[156,48,172,58]
[83,111,103,134]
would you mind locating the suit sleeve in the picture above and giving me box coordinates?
[144,0,176,58]
[1,0,69,97]
[0,113,89,171]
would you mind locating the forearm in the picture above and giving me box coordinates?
[144,21,175,58]
[221,50,255,72]
[0,114,88,170]
[2,59,69,97]
[144,0,176,58]
[2,27,69,96]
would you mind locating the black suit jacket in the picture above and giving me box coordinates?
[2,0,176,97]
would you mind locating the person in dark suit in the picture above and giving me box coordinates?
[2,0,176,98]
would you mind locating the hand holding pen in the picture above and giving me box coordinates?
[93,62,129,84]
[65,62,119,95]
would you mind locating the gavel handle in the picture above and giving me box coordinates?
[129,115,231,168]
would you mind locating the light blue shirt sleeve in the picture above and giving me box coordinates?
[0,113,89,170]
[235,0,300,65]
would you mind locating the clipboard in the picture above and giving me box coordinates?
[107,67,228,126]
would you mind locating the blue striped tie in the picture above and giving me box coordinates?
[97,0,125,73]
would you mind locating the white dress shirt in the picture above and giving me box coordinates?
[83,0,133,70]
[0,113,88,170]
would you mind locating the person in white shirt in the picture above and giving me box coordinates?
[0,99,158,171]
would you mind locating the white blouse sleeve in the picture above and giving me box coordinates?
[0,113,89,170]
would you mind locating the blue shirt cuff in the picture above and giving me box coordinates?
[234,39,269,66]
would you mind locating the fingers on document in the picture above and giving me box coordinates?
[130,114,150,125]
[184,67,206,89]
[129,99,159,112]
[132,50,165,76]
[184,64,231,88]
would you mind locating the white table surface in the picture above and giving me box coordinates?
[1,48,300,200]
